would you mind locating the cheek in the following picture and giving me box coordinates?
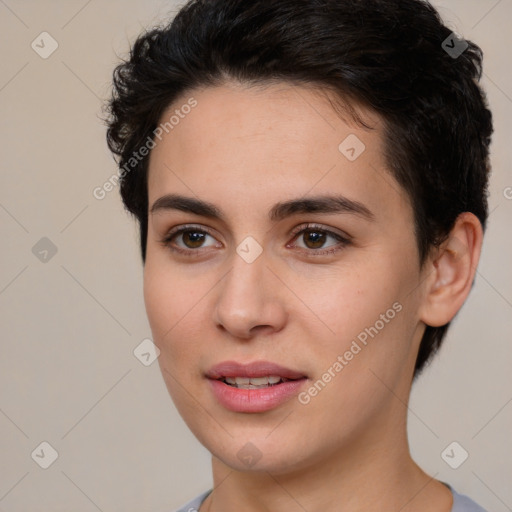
[304,267,397,337]
[303,256,418,373]
[143,260,203,358]
[143,263,173,341]
[143,263,209,413]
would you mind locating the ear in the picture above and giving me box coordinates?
[418,212,484,327]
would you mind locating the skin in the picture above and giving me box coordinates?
[143,81,483,512]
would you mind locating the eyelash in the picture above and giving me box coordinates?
[159,223,352,257]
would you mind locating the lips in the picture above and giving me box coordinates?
[206,360,307,380]
[206,360,308,413]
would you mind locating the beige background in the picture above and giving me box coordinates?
[0,0,511,510]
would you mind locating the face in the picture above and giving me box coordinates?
[144,82,429,474]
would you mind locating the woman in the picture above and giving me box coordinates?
[106,0,493,510]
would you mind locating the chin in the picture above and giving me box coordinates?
[197,428,317,475]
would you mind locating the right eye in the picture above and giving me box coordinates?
[160,225,222,255]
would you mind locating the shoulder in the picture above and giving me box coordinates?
[450,486,489,512]
[173,490,211,512]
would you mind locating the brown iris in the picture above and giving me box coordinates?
[302,230,326,249]
[182,231,206,248]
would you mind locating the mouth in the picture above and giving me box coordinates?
[219,375,297,389]
[206,360,308,413]
[206,360,307,382]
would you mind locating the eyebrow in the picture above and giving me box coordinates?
[150,193,375,222]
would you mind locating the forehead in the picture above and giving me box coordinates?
[147,81,411,226]
[150,81,378,170]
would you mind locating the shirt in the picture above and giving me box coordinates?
[173,483,489,512]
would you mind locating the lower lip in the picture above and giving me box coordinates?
[208,378,307,413]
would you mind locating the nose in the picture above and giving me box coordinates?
[213,253,287,340]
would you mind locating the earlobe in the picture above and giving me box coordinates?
[419,212,483,328]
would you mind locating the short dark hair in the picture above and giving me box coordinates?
[105,0,493,377]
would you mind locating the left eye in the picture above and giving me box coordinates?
[291,228,346,252]
[297,229,336,249]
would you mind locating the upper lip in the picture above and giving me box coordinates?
[206,360,307,380]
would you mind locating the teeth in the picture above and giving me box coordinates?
[223,375,285,388]
[225,377,249,386]
[251,376,277,386]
